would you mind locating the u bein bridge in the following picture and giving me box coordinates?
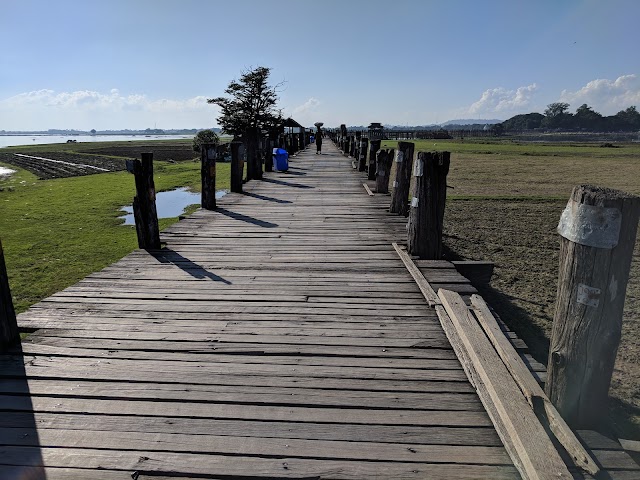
[0,127,639,479]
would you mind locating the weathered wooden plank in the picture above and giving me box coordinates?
[14,344,464,371]
[21,329,451,347]
[0,355,469,383]
[0,412,501,446]
[0,448,521,479]
[0,428,510,464]
[0,378,482,410]
[393,242,440,306]
[470,294,599,475]
[21,337,463,361]
[439,289,571,480]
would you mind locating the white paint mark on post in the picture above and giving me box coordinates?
[395,151,404,163]
[558,200,622,249]
[413,158,423,177]
[577,283,601,308]
[411,197,419,207]
[608,276,618,302]
[393,180,398,187]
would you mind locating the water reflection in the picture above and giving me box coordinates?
[0,166,16,177]
[119,187,227,225]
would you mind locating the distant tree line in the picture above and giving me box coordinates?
[500,103,640,133]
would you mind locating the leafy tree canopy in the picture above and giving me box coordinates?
[501,102,640,132]
[208,66,282,136]
[501,112,544,131]
[544,102,570,117]
[192,129,219,153]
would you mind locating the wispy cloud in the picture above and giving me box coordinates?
[286,97,321,125]
[558,75,640,114]
[465,84,538,117]
[0,89,217,130]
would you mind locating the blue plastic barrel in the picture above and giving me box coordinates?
[273,148,289,171]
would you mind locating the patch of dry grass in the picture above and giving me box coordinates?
[381,138,640,439]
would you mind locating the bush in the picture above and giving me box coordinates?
[192,129,219,153]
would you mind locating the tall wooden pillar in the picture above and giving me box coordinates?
[546,185,640,428]
[230,139,244,193]
[375,148,394,194]
[407,151,450,259]
[368,140,381,180]
[389,142,415,216]
[358,138,368,172]
[201,143,218,210]
[127,153,161,250]
[0,238,18,351]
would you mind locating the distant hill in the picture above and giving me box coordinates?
[441,119,501,126]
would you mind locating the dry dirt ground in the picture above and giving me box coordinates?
[0,151,126,179]
[443,199,640,438]
[0,141,195,179]
[436,145,640,439]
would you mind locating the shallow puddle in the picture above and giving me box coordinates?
[119,187,227,225]
[0,166,16,177]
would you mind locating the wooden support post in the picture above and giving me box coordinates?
[389,141,414,216]
[0,238,18,351]
[246,129,262,181]
[368,139,380,180]
[375,148,393,193]
[358,138,368,172]
[407,151,450,259]
[230,139,243,193]
[349,135,356,157]
[264,139,274,172]
[200,143,217,210]
[127,153,161,250]
[298,131,305,150]
[546,185,640,429]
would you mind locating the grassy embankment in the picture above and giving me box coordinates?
[0,139,230,313]
[383,138,640,439]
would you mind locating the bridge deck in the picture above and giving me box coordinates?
[1,142,546,478]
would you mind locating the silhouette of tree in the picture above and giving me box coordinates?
[208,67,283,180]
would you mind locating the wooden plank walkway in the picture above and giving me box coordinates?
[1,141,634,478]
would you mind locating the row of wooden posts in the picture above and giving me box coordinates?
[329,130,450,260]
[125,129,313,250]
[330,129,640,431]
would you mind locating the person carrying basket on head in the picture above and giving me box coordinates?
[314,122,323,154]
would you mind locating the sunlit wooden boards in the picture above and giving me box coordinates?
[7,142,517,479]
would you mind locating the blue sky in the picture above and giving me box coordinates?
[1,0,639,130]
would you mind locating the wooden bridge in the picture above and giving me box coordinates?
[1,141,638,478]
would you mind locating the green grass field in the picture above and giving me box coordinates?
[0,140,229,312]
[382,139,640,198]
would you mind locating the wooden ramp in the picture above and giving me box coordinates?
[1,141,632,478]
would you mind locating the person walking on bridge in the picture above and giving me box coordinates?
[315,128,323,154]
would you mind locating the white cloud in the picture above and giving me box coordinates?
[287,97,321,125]
[466,84,538,117]
[559,75,640,114]
[0,89,217,130]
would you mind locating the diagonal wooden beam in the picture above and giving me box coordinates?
[438,288,572,480]
[470,295,599,476]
